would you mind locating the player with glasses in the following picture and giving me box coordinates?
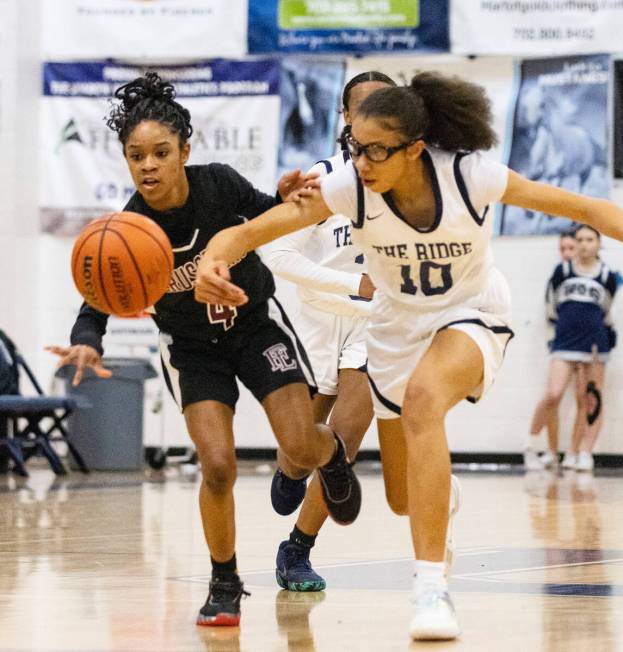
[193,71,623,642]
[345,133,420,162]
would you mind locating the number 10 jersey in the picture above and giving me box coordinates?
[320,147,509,314]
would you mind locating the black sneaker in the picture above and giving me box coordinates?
[196,576,250,627]
[276,540,326,592]
[271,468,308,515]
[317,434,361,525]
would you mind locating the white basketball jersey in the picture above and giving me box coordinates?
[262,150,370,317]
[321,147,509,313]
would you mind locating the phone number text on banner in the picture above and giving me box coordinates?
[248,0,449,53]
[40,61,281,235]
[452,0,623,55]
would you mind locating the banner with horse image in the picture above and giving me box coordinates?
[277,58,345,178]
[498,54,610,236]
[40,60,280,235]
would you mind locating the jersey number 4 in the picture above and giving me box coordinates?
[207,304,238,330]
[400,261,453,296]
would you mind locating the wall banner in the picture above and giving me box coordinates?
[277,58,344,177]
[248,0,449,54]
[499,54,610,236]
[452,1,623,56]
[40,60,280,235]
[42,0,246,60]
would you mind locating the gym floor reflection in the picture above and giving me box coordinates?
[1,463,622,651]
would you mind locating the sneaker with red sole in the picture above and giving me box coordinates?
[196,576,250,627]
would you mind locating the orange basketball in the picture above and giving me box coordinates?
[71,212,174,317]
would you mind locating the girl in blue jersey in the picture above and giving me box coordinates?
[194,72,623,641]
[530,225,618,471]
[48,72,361,629]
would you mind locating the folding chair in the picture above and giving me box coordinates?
[0,330,89,477]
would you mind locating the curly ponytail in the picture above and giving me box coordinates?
[356,71,498,153]
[106,71,193,147]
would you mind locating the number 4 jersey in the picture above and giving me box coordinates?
[320,147,509,313]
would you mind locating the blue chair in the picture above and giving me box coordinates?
[0,330,89,477]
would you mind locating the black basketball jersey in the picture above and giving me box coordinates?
[71,164,278,352]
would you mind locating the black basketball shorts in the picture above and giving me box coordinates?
[159,297,317,411]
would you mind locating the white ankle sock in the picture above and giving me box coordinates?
[414,560,447,591]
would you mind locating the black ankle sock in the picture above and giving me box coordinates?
[289,525,317,549]
[211,554,238,579]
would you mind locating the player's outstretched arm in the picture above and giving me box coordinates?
[502,170,623,241]
[195,190,333,306]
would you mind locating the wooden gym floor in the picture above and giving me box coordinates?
[1,462,622,651]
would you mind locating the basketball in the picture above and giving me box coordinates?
[71,212,174,317]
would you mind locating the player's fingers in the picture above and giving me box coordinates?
[72,366,83,387]
[293,186,316,199]
[280,168,301,182]
[195,284,248,305]
[45,345,70,358]
[301,173,321,188]
[197,288,248,306]
[197,271,243,296]
[93,365,113,379]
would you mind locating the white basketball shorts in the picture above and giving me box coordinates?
[294,304,368,395]
[367,268,514,419]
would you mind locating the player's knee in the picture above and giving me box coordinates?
[279,437,318,471]
[543,390,563,408]
[201,457,236,494]
[402,383,445,429]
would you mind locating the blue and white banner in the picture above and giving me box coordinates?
[40,60,281,235]
[248,0,449,54]
[498,54,610,236]
[42,0,246,60]
[452,1,623,56]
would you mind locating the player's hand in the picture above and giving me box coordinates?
[358,273,375,300]
[195,259,248,306]
[288,184,320,203]
[278,169,320,202]
[45,344,112,386]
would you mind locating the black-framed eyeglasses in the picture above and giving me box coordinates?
[346,134,418,163]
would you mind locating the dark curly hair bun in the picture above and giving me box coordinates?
[106,71,193,146]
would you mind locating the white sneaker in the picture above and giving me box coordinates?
[561,452,578,469]
[540,449,558,469]
[575,451,594,472]
[524,448,544,471]
[445,475,461,575]
[409,584,461,641]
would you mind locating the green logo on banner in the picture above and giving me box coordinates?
[278,0,419,30]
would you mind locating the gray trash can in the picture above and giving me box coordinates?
[56,357,157,471]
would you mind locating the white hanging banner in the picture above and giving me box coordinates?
[40,60,281,235]
[451,0,623,55]
[41,0,246,60]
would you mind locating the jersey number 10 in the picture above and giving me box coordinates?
[400,261,453,296]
